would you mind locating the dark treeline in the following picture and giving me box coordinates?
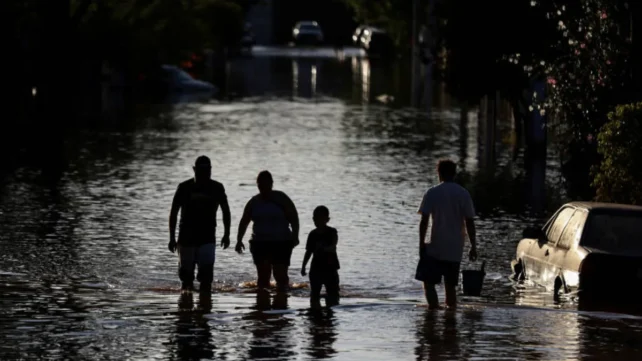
[4,0,255,172]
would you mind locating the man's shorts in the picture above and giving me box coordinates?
[415,255,460,286]
[178,243,216,284]
[249,240,293,267]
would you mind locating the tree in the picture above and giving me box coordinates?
[593,102,642,204]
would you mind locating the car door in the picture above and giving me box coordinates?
[526,206,575,287]
[556,209,588,289]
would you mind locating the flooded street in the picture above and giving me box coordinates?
[2,49,642,360]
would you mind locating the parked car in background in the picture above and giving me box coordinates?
[358,27,394,58]
[292,21,324,45]
[160,65,217,94]
[512,202,642,300]
[352,25,368,45]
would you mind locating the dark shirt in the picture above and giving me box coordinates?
[306,227,340,271]
[174,178,227,246]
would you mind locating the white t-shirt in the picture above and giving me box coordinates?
[417,181,475,262]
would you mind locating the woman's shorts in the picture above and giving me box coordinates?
[250,240,294,267]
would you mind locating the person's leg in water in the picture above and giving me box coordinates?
[251,241,273,291]
[256,262,272,290]
[178,245,197,291]
[324,270,340,307]
[309,269,323,309]
[195,243,216,294]
[273,263,290,293]
[443,261,461,309]
[272,241,293,293]
[418,256,442,309]
[422,282,440,309]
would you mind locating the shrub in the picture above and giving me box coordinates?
[592,103,642,205]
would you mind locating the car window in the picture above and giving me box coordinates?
[582,212,642,252]
[546,207,574,245]
[557,210,587,249]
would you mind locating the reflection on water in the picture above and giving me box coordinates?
[0,49,636,360]
[415,311,461,361]
[246,292,296,360]
[305,308,338,359]
[292,59,319,98]
[172,292,215,360]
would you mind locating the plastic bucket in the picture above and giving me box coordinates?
[461,261,486,296]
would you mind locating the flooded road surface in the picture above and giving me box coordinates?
[2,50,642,360]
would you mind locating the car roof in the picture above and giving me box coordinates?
[367,27,386,33]
[296,21,319,26]
[564,201,642,212]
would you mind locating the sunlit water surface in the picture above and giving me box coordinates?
[2,52,642,360]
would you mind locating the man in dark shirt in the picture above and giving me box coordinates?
[169,156,231,293]
[301,206,340,308]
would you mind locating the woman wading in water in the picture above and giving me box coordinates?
[236,170,300,293]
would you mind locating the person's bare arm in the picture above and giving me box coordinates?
[465,217,477,261]
[220,186,231,249]
[301,250,312,276]
[280,191,300,245]
[463,193,477,261]
[168,186,181,253]
[221,188,231,237]
[235,199,252,253]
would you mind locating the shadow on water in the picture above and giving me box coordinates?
[304,308,338,359]
[244,292,296,360]
[414,311,461,361]
[170,292,215,361]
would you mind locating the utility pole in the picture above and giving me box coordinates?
[424,0,435,116]
[411,0,419,107]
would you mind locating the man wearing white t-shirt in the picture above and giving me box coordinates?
[416,159,478,309]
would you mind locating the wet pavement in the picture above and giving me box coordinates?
[2,47,642,360]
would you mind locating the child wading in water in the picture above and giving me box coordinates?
[301,206,340,308]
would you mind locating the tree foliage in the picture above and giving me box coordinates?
[11,0,248,71]
[435,0,558,105]
[516,0,631,142]
[592,102,642,204]
[341,0,414,48]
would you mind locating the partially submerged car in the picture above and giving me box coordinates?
[512,202,642,299]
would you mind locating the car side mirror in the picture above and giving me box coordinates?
[523,227,545,241]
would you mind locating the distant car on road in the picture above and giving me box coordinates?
[292,21,324,45]
[352,25,369,45]
[358,27,394,58]
[512,202,642,300]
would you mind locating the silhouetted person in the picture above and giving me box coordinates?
[169,156,231,293]
[415,159,478,309]
[301,206,340,308]
[236,170,299,293]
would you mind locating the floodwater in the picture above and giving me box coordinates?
[2,47,642,360]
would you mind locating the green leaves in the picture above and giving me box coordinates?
[593,102,642,205]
